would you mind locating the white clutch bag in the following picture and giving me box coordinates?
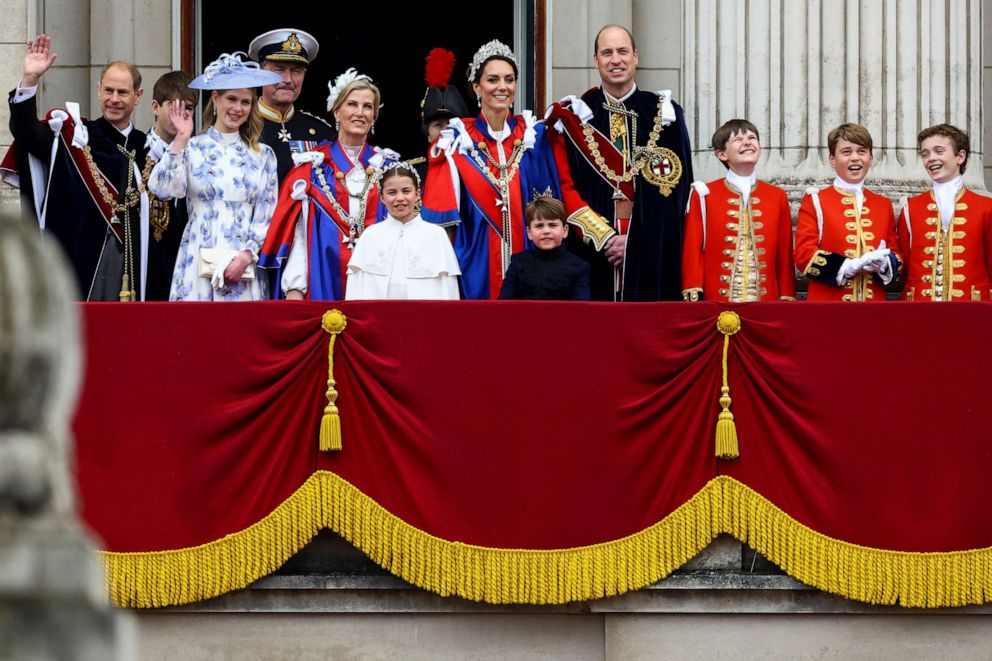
[198,248,255,280]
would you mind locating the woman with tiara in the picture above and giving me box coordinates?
[421,39,606,299]
[260,68,401,300]
[148,52,281,301]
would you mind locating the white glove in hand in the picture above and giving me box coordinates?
[862,240,892,274]
[211,253,236,289]
[837,257,865,284]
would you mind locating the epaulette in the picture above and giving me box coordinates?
[299,110,334,129]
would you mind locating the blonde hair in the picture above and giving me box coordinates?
[202,89,264,152]
[331,79,382,121]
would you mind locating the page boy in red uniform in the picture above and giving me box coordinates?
[682,119,795,301]
[898,123,992,301]
[794,123,900,301]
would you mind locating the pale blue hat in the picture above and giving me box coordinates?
[189,52,284,90]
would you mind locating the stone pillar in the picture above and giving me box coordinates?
[684,0,984,197]
[0,210,131,660]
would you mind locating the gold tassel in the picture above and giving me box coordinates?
[715,311,741,459]
[320,310,348,452]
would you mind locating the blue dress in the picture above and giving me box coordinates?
[148,127,278,301]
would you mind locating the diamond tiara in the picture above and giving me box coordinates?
[467,40,518,83]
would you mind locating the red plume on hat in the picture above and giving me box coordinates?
[425,48,456,88]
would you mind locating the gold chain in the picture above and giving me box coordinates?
[82,145,143,214]
[114,145,139,301]
[582,96,667,185]
[313,163,379,244]
[142,156,171,241]
[467,139,526,274]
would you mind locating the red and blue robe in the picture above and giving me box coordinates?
[422,112,595,300]
[260,140,394,300]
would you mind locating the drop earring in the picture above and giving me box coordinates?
[335,119,340,132]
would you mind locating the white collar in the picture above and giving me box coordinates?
[115,121,134,138]
[832,176,864,198]
[933,175,964,227]
[726,170,756,195]
[933,174,964,199]
[603,83,638,105]
[145,128,170,160]
[385,214,421,228]
[486,121,511,143]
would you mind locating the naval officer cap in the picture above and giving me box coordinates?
[248,29,320,66]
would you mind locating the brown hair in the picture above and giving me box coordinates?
[380,164,421,191]
[827,123,873,156]
[593,24,637,55]
[917,123,970,174]
[202,89,264,152]
[470,56,518,85]
[711,119,760,169]
[152,70,197,106]
[331,79,382,121]
[100,61,142,90]
[525,196,566,226]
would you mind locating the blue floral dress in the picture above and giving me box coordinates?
[148,127,278,300]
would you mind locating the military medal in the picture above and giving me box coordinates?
[278,126,292,142]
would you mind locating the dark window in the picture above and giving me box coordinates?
[200,4,515,161]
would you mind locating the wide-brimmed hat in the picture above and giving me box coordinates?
[248,29,319,65]
[189,52,284,90]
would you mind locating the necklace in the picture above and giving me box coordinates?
[313,160,380,245]
[467,136,526,274]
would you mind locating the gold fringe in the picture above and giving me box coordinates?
[99,474,992,609]
[715,311,741,459]
[319,310,347,452]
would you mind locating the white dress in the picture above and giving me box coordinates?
[345,214,461,300]
[148,127,278,301]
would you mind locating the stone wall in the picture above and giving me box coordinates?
[131,533,992,660]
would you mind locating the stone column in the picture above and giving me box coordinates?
[0,211,131,659]
[683,0,984,197]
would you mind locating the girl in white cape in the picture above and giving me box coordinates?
[345,162,461,299]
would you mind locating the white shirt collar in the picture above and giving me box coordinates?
[933,175,964,227]
[726,170,756,194]
[832,176,865,208]
[487,122,511,144]
[603,83,638,105]
[115,121,134,138]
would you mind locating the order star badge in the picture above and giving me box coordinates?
[278,127,292,142]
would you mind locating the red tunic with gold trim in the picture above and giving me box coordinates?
[897,188,992,301]
[682,179,795,302]
[795,186,899,301]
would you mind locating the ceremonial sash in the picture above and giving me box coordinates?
[46,110,126,242]
[260,163,315,268]
[545,101,635,202]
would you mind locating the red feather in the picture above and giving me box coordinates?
[425,48,456,88]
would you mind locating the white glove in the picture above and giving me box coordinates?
[862,240,892,274]
[211,253,236,289]
[837,256,868,284]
